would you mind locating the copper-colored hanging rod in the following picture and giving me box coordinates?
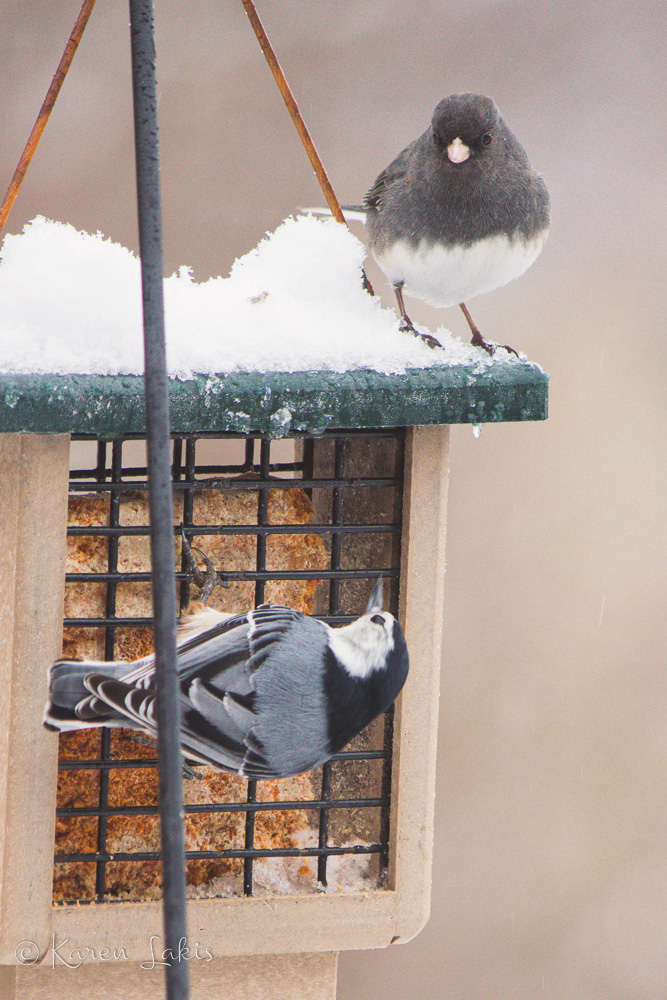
[240,0,374,295]
[0,0,97,239]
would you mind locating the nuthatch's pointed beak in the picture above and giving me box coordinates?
[447,137,471,163]
[365,577,384,614]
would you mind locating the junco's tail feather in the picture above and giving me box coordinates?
[301,205,367,224]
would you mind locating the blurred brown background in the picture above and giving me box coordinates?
[2,2,666,997]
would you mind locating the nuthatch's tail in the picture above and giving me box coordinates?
[44,605,230,733]
[43,658,141,732]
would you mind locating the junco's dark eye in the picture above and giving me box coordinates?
[371,614,385,626]
[481,133,493,146]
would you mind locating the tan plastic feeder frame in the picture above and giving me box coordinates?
[0,366,547,998]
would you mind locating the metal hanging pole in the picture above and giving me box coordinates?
[128,2,190,998]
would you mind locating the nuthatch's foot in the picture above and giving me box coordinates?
[180,524,230,604]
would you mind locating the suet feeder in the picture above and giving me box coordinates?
[0,2,548,997]
[0,364,547,999]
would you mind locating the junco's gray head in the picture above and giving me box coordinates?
[431,93,501,164]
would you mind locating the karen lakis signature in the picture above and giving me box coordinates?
[15,933,214,970]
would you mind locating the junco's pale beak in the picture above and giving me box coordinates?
[446,137,470,163]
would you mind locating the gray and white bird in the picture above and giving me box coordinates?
[314,92,550,355]
[43,579,409,780]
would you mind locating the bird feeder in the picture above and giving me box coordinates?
[0,364,547,999]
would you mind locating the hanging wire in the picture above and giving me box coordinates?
[128,1,189,997]
[240,0,374,295]
[0,0,97,238]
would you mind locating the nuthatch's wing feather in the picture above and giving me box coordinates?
[64,611,256,729]
[51,604,337,777]
[88,611,254,692]
[176,609,252,658]
[246,609,333,777]
[78,605,321,775]
[82,676,154,729]
[120,611,256,690]
[189,680,247,742]
[176,621,253,687]
[247,605,304,669]
[83,673,252,773]
[221,691,257,735]
[240,749,277,779]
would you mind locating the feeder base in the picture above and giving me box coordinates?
[8,951,338,999]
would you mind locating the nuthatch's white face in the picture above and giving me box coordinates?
[326,611,397,679]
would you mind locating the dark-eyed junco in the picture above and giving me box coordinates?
[363,93,550,354]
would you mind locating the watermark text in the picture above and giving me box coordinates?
[15,934,213,970]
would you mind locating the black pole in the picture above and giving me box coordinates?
[128,2,190,998]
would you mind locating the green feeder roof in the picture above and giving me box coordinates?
[0,363,548,439]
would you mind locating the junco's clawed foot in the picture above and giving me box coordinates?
[470,329,498,356]
[417,330,442,349]
[469,329,520,358]
[414,329,443,349]
[400,319,443,350]
[363,93,550,355]
[394,282,442,349]
[460,302,519,358]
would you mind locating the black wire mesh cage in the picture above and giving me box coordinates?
[54,429,405,904]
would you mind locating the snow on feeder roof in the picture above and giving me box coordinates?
[0,215,547,437]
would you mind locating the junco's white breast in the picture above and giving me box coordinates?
[374,230,548,309]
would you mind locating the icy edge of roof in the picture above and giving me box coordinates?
[0,364,548,438]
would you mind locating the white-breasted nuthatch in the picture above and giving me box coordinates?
[43,579,409,779]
